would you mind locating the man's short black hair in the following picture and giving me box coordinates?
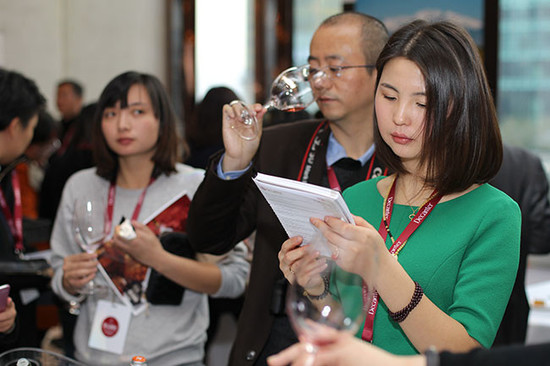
[58,79,84,98]
[0,69,46,131]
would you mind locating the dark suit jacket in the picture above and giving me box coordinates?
[0,172,48,351]
[490,144,550,345]
[188,120,332,365]
[440,342,550,366]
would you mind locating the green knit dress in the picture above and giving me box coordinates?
[340,176,521,355]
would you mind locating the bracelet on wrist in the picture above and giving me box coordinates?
[388,281,423,323]
[304,274,330,300]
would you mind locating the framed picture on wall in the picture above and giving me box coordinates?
[355,0,484,46]
[354,0,498,101]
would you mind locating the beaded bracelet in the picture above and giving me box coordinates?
[303,274,330,300]
[388,281,423,323]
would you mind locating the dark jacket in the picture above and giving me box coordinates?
[490,144,550,345]
[0,171,48,351]
[188,120,332,365]
[440,342,550,366]
[189,119,385,364]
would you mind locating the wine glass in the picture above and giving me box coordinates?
[286,257,373,356]
[73,197,106,295]
[230,64,315,140]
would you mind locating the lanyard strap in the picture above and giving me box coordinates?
[104,178,155,235]
[0,171,23,254]
[361,175,440,342]
[297,120,330,183]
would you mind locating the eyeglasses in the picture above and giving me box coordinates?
[306,64,376,82]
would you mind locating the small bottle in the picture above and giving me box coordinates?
[16,359,31,366]
[130,355,148,366]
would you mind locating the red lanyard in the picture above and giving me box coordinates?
[326,152,381,192]
[0,171,23,255]
[297,120,329,182]
[104,178,154,235]
[361,175,440,342]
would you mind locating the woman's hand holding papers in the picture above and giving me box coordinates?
[309,215,383,288]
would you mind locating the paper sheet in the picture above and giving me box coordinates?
[253,173,354,257]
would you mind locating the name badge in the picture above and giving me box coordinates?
[88,300,132,354]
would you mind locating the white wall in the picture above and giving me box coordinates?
[195,0,254,103]
[0,0,167,118]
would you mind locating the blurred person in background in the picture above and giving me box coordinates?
[39,103,96,222]
[491,143,550,345]
[16,110,59,219]
[0,68,47,351]
[56,80,84,145]
[185,86,239,169]
[185,86,250,360]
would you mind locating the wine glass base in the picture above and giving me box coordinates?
[230,125,259,141]
[304,343,317,354]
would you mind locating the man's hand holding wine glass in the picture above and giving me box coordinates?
[221,102,266,172]
[221,64,315,172]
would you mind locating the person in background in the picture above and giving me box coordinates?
[56,79,84,145]
[39,103,96,221]
[185,86,239,169]
[187,12,389,365]
[0,68,47,351]
[184,85,249,359]
[279,19,519,355]
[16,110,59,219]
[267,329,550,366]
[491,143,550,346]
[0,296,17,351]
[50,71,249,365]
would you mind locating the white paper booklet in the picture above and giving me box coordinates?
[253,172,355,257]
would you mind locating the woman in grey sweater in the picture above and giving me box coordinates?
[50,71,249,366]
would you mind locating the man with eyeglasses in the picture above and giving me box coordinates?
[187,12,389,366]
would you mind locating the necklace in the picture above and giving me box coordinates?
[409,206,420,221]
[381,175,439,256]
[400,178,436,221]
[408,195,435,220]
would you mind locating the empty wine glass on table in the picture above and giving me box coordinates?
[286,257,373,357]
[73,197,106,295]
[230,64,315,140]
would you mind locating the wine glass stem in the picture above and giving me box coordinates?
[304,343,318,366]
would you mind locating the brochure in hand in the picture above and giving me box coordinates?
[96,191,191,315]
[252,172,355,257]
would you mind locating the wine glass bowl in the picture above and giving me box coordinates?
[286,259,370,352]
[74,199,105,253]
[229,64,315,140]
[267,65,314,112]
[73,197,106,294]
